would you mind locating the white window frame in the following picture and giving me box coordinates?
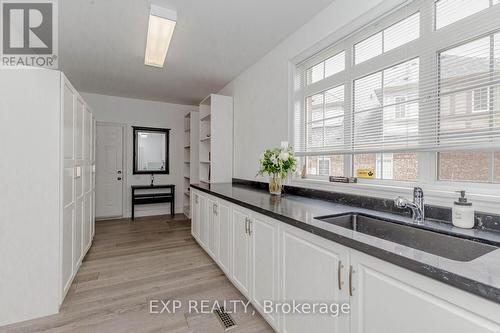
[289,0,500,211]
[394,96,407,119]
[318,158,331,176]
[472,87,490,113]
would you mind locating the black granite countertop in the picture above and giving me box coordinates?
[191,182,500,304]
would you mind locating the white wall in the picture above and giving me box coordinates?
[82,92,197,218]
[218,0,403,181]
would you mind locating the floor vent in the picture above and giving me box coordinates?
[214,306,237,331]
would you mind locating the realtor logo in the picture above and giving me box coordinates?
[1,0,58,68]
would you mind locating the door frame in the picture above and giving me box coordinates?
[95,121,127,220]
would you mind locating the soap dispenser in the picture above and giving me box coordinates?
[452,190,474,229]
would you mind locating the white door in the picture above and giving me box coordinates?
[96,124,123,218]
[350,250,500,333]
[250,214,279,330]
[231,207,250,297]
[217,201,231,274]
[281,223,350,333]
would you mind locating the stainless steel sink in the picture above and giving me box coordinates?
[315,213,498,262]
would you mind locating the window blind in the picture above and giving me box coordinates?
[293,0,500,157]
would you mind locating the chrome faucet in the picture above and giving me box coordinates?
[394,187,425,224]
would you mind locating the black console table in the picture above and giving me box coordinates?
[131,185,175,220]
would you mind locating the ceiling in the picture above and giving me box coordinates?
[59,0,335,105]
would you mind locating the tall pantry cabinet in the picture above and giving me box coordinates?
[0,69,96,326]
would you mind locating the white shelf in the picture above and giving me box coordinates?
[184,111,199,214]
[198,94,232,184]
[200,114,211,122]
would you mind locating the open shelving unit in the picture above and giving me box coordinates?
[183,111,199,218]
[198,94,233,184]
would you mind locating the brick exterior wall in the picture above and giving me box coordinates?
[306,152,498,183]
[439,151,490,182]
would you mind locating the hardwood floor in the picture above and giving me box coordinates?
[2,215,274,333]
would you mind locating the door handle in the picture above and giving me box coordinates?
[338,261,343,290]
[349,265,354,296]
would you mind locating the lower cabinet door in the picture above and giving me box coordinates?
[91,191,95,238]
[83,194,91,251]
[250,214,279,330]
[62,206,74,295]
[199,194,208,248]
[281,224,350,333]
[231,207,250,297]
[217,201,231,274]
[350,250,500,333]
[73,199,84,269]
[191,192,200,240]
[208,198,219,259]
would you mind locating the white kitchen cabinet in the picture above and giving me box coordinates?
[208,198,220,259]
[199,194,209,249]
[281,223,350,333]
[75,97,84,160]
[250,213,280,331]
[66,79,95,292]
[61,208,74,292]
[191,192,200,240]
[189,189,500,333]
[231,206,251,297]
[83,195,92,252]
[217,200,231,274]
[0,70,95,326]
[350,250,500,333]
[73,200,84,266]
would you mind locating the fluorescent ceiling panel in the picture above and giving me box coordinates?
[144,5,177,68]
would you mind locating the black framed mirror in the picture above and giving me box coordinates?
[133,126,170,174]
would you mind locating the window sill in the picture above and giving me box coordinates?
[290,177,500,215]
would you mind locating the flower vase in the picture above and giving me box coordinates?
[269,175,282,195]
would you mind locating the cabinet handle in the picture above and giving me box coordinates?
[248,219,252,236]
[213,204,218,216]
[349,265,354,296]
[338,261,343,290]
[245,218,249,235]
[195,195,198,204]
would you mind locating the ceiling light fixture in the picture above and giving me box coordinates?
[144,4,177,68]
